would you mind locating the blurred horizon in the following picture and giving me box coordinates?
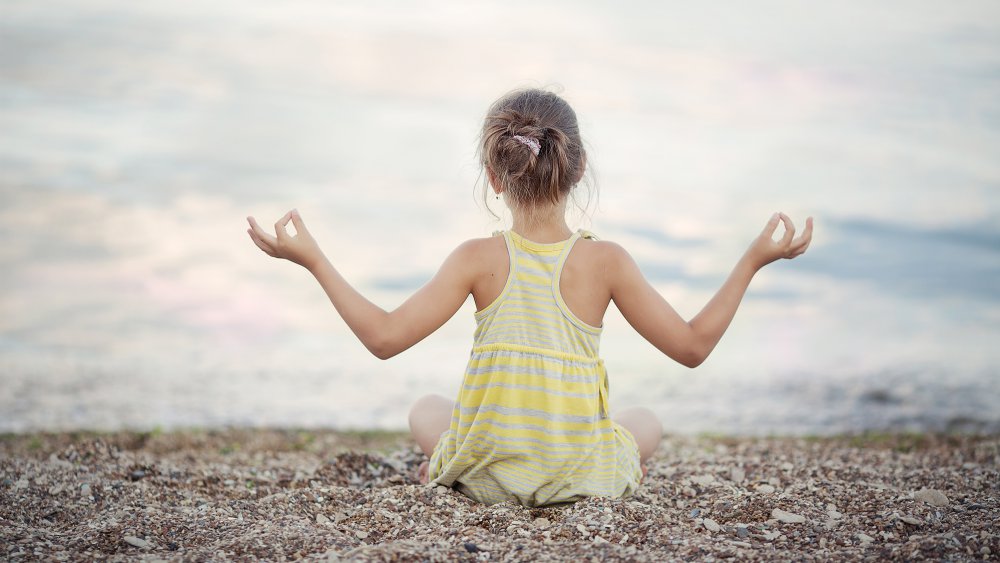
[1,0,998,435]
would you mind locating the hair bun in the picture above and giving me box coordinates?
[480,89,586,209]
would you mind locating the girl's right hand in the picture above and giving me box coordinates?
[246,209,326,271]
[745,213,813,270]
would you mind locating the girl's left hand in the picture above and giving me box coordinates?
[247,209,325,271]
[745,212,814,270]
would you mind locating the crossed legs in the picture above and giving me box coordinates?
[408,395,664,484]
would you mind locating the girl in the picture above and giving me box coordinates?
[247,89,813,507]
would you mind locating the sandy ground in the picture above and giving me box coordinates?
[1,429,997,561]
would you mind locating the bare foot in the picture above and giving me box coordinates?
[417,461,429,484]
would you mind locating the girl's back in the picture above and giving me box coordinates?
[469,233,613,329]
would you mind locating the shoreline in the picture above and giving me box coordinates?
[2,429,997,561]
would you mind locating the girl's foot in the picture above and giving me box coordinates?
[417,461,429,484]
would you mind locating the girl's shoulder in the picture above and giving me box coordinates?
[571,235,632,266]
[450,235,509,267]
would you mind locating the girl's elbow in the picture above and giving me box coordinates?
[678,352,706,369]
[674,343,710,368]
[365,335,400,360]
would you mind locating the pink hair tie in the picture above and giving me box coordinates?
[512,135,541,156]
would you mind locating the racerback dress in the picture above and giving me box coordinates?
[428,229,643,506]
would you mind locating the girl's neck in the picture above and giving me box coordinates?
[509,202,572,243]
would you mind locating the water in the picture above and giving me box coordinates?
[2,0,999,435]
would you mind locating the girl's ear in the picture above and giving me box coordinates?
[487,167,501,194]
[575,150,588,185]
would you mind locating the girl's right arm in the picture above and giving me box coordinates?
[247,210,478,360]
[607,213,813,368]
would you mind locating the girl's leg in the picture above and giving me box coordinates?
[408,394,454,457]
[614,407,663,464]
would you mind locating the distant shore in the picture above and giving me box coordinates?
[1,429,997,561]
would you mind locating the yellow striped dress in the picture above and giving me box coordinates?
[428,230,643,506]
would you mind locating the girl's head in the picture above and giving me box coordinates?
[480,89,587,213]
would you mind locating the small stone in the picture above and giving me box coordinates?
[981,546,991,556]
[703,518,721,533]
[730,467,745,483]
[756,484,776,494]
[689,508,701,518]
[857,533,874,543]
[130,470,146,482]
[434,485,449,495]
[80,484,91,498]
[771,508,806,524]
[827,510,843,520]
[354,530,368,540]
[914,488,948,507]
[736,525,749,539]
[576,524,589,535]
[780,462,794,471]
[316,513,330,524]
[123,536,150,549]
[690,474,715,486]
[730,541,752,548]
[463,542,480,553]
[899,515,921,526]
[593,535,609,544]
[820,537,827,549]
[14,479,29,490]
[533,517,550,528]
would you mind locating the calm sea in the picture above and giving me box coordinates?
[2,0,998,435]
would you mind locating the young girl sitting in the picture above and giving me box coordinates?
[247,88,813,507]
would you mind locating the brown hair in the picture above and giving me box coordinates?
[480,89,587,211]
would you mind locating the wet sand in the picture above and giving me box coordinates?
[1,429,997,561]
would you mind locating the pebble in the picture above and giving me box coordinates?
[857,533,874,543]
[703,518,721,533]
[80,484,91,498]
[730,541,752,548]
[899,515,921,526]
[820,538,827,549]
[689,508,701,518]
[316,513,330,524]
[130,470,146,482]
[780,462,794,471]
[354,530,368,540]
[982,546,991,556]
[123,536,150,549]
[532,517,550,529]
[463,542,480,553]
[14,479,29,490]
[434,485,449,495]
[736,526,749,539]
[756,484,776,494]
[690,474,715,486]
[730,467,745,483]
[914,488,949,507]
[771,509,806,524]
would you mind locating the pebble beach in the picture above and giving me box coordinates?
[1,429,997,561]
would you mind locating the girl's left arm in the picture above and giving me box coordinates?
[247,210,475,359]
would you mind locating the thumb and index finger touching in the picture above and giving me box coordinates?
[274,209,310,241]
